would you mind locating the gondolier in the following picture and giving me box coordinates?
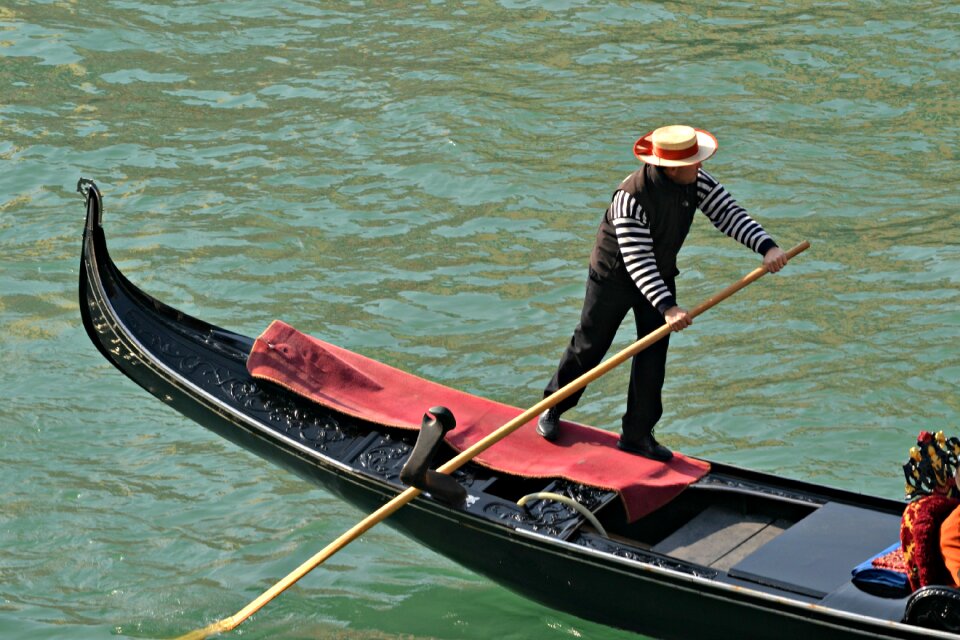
[538,125,789,461]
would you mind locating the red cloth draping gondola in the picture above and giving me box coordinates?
[247,320,709,521]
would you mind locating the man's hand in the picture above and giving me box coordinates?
[763,246,788,273]
[664,305,692,332]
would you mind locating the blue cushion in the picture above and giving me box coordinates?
[851,542,911,597]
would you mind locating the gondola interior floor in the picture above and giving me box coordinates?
[651,505,790,571]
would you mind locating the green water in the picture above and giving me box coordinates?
[2,2,958,638]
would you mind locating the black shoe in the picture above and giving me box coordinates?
[536,408,562,442]
[617,432,673,462]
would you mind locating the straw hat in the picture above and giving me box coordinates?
[633,125,718,167]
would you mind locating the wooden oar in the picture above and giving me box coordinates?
[174,240,810,640]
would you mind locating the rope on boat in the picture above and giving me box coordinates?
[517,492,608,537]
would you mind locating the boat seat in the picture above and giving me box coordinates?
[820,581,909,621]
[727,501,902,598]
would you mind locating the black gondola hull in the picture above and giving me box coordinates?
[78,180,955,640]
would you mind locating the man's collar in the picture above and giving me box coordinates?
[647,164,695,193]
[647,164,675,190]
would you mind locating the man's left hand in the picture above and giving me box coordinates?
[763,247,788,273]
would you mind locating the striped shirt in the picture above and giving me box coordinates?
[610,169,775,312]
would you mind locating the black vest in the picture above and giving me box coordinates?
[589,164,698,288]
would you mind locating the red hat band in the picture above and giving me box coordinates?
[634,138,700,161]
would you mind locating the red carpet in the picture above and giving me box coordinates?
[247,320,710,521]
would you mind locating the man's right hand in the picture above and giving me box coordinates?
[664,305,692,332]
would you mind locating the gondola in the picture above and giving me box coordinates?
[77,178,960,639]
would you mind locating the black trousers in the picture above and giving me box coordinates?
[543,267,671,441]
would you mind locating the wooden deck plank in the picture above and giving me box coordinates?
[652,505,775,567]
[711,518,790,571]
